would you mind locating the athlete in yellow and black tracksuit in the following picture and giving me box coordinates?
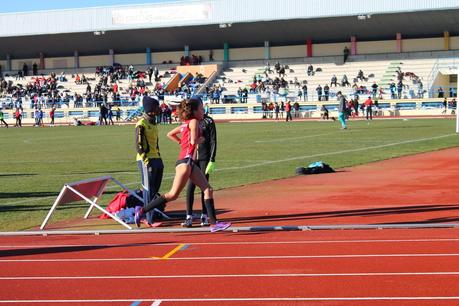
[135,96,164,225]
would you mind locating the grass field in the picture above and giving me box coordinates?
[1,118,458,232]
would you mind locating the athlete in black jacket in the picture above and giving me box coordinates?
[182,113,217,227]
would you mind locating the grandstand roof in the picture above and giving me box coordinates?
[1,0,459,59]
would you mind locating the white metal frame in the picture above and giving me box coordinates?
[40,176,144,230]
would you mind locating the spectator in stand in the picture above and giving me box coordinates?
[438,87,445,98]
[337,91,347,129]
[302,84,308,101]
[16,70,25,80]
[341,74,350,87]
[371,82,378,98]
[364,96,373,121]
[323,84,330,101]
[316,85,322,101]
[32,63,38,76]
[75,74,81,85]
[357,70,365,81]
[330,75,338,87]
[397,81,403,99]
[147,67,153,83]
[343,46,350,63]
[242,88,248,103]
[0,109,8,128]
[297,89,302,101]
[23,63,29,77]
[390,82,397,99]
[307,64,314,76]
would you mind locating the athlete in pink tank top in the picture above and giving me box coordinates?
[178,120,201,160]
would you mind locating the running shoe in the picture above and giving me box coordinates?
[134,206,143,228]
[200,215,209,227]
[181,218,193,228]
[210,221,231,233]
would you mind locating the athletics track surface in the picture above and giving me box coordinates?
[1,147,459,304]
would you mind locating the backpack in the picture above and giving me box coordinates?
[99,191,129,219]
[295,161,335,175]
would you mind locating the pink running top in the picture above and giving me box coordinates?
[178,119,201,160]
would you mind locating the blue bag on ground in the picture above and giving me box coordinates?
[296,161,335,175]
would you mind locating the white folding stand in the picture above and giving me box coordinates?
[40,176,143,230]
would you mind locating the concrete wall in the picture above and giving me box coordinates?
[45,56,74,69]
[230,47,264,60]
[450,37,459,50]
[358,40,396,54]
[403,37,444,52]
[314,42,350,57]
[212,49,225,61]
[271,45,306,59]
[115,53,145,66]
[3,36,459,72]
[189,49,212,62]
[79,55,110,67]
[12,58,38,71]
[153,51,183,64]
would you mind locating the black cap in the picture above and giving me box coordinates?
[143,96,159,114]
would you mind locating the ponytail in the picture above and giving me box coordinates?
[177,98,201,121]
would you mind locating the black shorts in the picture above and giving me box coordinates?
[175,157,196,168]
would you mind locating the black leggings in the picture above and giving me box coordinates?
[185,160,209,216]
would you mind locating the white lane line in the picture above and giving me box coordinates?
[3,237,459,249]
[1,253,459,263]
[2,297,459,303]
[219,133,458,171]
[4,133,456,206]
[255,133,334,143]
[1,271,459,280]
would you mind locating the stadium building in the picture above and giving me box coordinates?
[0,0,458,123]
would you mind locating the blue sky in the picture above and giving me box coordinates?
[0,0,186,13]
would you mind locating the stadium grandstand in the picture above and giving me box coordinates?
[0,0,458,124]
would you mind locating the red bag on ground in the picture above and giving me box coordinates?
[99,191,129,219]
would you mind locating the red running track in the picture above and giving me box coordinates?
[1,228,459,305]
